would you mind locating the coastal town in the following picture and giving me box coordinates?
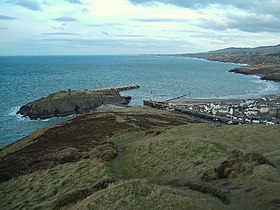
[144,95,280,125]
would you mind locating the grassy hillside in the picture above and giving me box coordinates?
[1,107,280,209]
[184,44,280,65]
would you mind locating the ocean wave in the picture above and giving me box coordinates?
[39,114,76,122]
[8,106,74,122]
[8,106,21,116]
[7,106,28,122]
[260,82,278,93]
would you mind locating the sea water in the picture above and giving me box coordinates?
[1,55,280,147]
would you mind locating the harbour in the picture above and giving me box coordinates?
[144,94,280,125]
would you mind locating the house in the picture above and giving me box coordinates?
[245,107,259,116]
[260,105,269,113]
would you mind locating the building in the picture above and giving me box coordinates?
[260,105,269,113]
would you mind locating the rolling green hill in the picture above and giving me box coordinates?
[1,107,280,210]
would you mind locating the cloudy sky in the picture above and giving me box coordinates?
[0,0,279,55]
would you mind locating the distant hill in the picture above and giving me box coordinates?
[181,44,280,82]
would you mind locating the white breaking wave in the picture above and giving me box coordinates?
[8,106,20,116]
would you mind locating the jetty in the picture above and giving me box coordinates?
[95,83,140,92]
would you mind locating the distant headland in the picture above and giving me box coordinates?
[174,44,280,82]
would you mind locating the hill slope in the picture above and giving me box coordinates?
[1,107,280,210]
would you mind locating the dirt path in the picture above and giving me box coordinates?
[109,144,128,180]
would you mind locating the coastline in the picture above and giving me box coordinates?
[176,44,280,82]
[143,93,280,125]
[160,54,280,82]
[188,56,280,82]
[1,55,280,148]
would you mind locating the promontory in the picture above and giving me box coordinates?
[17,88,132,120]
[181,44,280,82]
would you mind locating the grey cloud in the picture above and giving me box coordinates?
[129,0,280,18]
[0,15,17,20]
[42,1,50,6]
[64,0,83,4]
[226,14,280,33]
[8,0,42,11]
[42,37,191,50]
[102,32,109,36]
[196,13,280,33]
[82,8,89,13]
[42,32,80,35]
[53,16,77,22]
[129,0,248,9]
[86,23,123,27]
[116,34,146,38]
[53,26,64,30]
[132,18,190,22]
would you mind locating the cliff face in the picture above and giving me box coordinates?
[17,89,131,119]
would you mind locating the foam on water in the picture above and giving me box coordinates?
[8,106,20,116]
[8,106,27,122]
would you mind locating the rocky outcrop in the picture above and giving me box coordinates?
[229,65,280,82]
[202,150,274,181]
[17,89,131,120]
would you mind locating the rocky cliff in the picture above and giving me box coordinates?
[17,89,131,119]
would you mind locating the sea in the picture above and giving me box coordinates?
[1,55,280,147]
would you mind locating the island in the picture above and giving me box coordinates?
[181,44,280,82]
[16,85,139,120]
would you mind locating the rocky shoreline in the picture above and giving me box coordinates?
[229,65,280,82]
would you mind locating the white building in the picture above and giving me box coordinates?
[260,105,269,113]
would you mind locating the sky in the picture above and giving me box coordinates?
[0,0,280,55]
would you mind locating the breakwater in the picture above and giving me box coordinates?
[95,83,140,92]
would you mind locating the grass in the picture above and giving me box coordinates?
[113,123,280,209]
[0,160,114,210]
[1,107,280,210]
[68,179,223,210]
[116,124,230,183]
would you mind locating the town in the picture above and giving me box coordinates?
[144,95,280,125]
